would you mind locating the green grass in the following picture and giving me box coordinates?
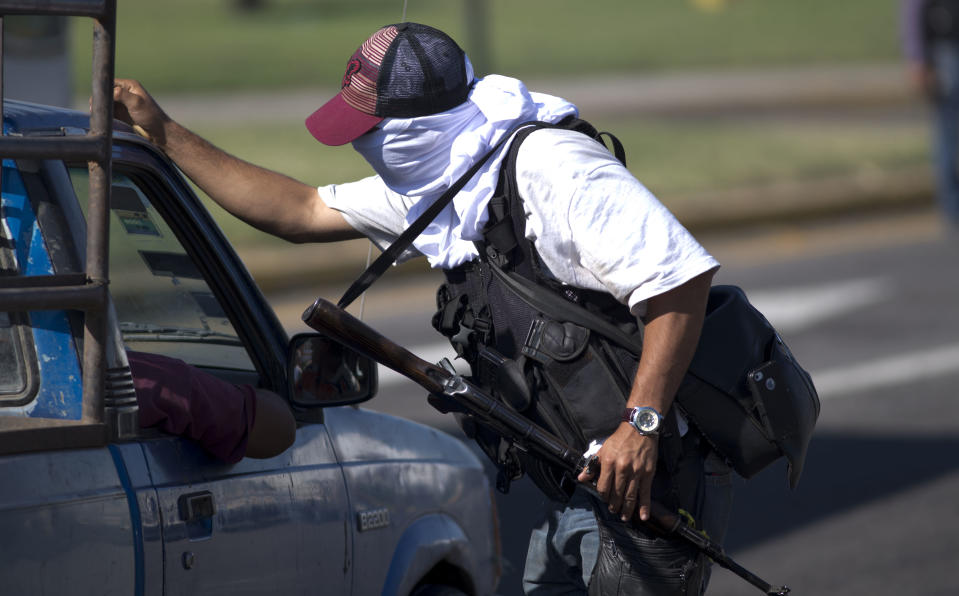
[606,114,930,197]
[72,0,901,95]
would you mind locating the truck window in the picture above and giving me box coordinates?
[1,163,42,408]
[0,313,28,398]
[68,168,255,372]
[1,212,27,398]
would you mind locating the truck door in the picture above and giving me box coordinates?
[66,155,353,595]
[0,155,153,596]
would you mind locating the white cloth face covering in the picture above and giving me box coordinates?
[350,57,578,268]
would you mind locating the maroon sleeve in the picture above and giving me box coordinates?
[128,351,257,464]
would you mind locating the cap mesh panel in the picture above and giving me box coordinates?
[377,24,469,117]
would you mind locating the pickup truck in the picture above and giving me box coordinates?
[0,96,499,594]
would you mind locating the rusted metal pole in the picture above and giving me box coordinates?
[1,15,5,202]
[80,0,115,425]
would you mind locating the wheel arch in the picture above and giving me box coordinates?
[380,513,479,596]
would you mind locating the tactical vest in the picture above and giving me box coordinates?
[338,117,819,502]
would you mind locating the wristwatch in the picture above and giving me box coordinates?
[622,406,664,436]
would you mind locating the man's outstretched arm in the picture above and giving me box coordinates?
[113,78,362,244]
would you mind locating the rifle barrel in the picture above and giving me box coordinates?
[301,296,789,596]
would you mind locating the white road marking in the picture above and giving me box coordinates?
[810,342,959,399]
[747,277,891,334]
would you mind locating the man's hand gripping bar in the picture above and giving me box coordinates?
[301,296,790,596]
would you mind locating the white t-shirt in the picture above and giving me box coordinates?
[320,128,719,316]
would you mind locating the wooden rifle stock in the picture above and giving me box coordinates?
[301,297,790,596]
[301,298,580,470]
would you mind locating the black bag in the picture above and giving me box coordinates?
[679,286,819,488]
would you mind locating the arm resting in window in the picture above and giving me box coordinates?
[128,351,295,462]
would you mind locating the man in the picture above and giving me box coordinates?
[902,0,959,227]
[113,22,728,594]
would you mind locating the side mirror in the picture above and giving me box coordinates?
[288,333,377,408]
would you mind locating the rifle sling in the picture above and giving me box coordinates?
[337,120,542,309]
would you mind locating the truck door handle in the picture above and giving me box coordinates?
[178,491,215,522]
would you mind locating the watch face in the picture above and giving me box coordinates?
[637,409,658,432]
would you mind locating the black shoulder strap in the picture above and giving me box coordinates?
[474,117,643,351]
[482,116,626,280]
[337,119,541,309]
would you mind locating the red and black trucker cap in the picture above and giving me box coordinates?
[305,22,471,146]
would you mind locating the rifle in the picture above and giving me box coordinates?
[302,297,790,596]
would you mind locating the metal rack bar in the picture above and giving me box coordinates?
[0,136,109,162]
[0,1,108,18]
[0,281,108,311]
[0,0,117,434]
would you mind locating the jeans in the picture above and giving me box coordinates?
[523,489,601,594]
[522,444,733,596]
[932,39,959,225]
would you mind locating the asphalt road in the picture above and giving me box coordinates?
[267,206,959,595]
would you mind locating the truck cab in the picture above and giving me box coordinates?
[0,3,499,595]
